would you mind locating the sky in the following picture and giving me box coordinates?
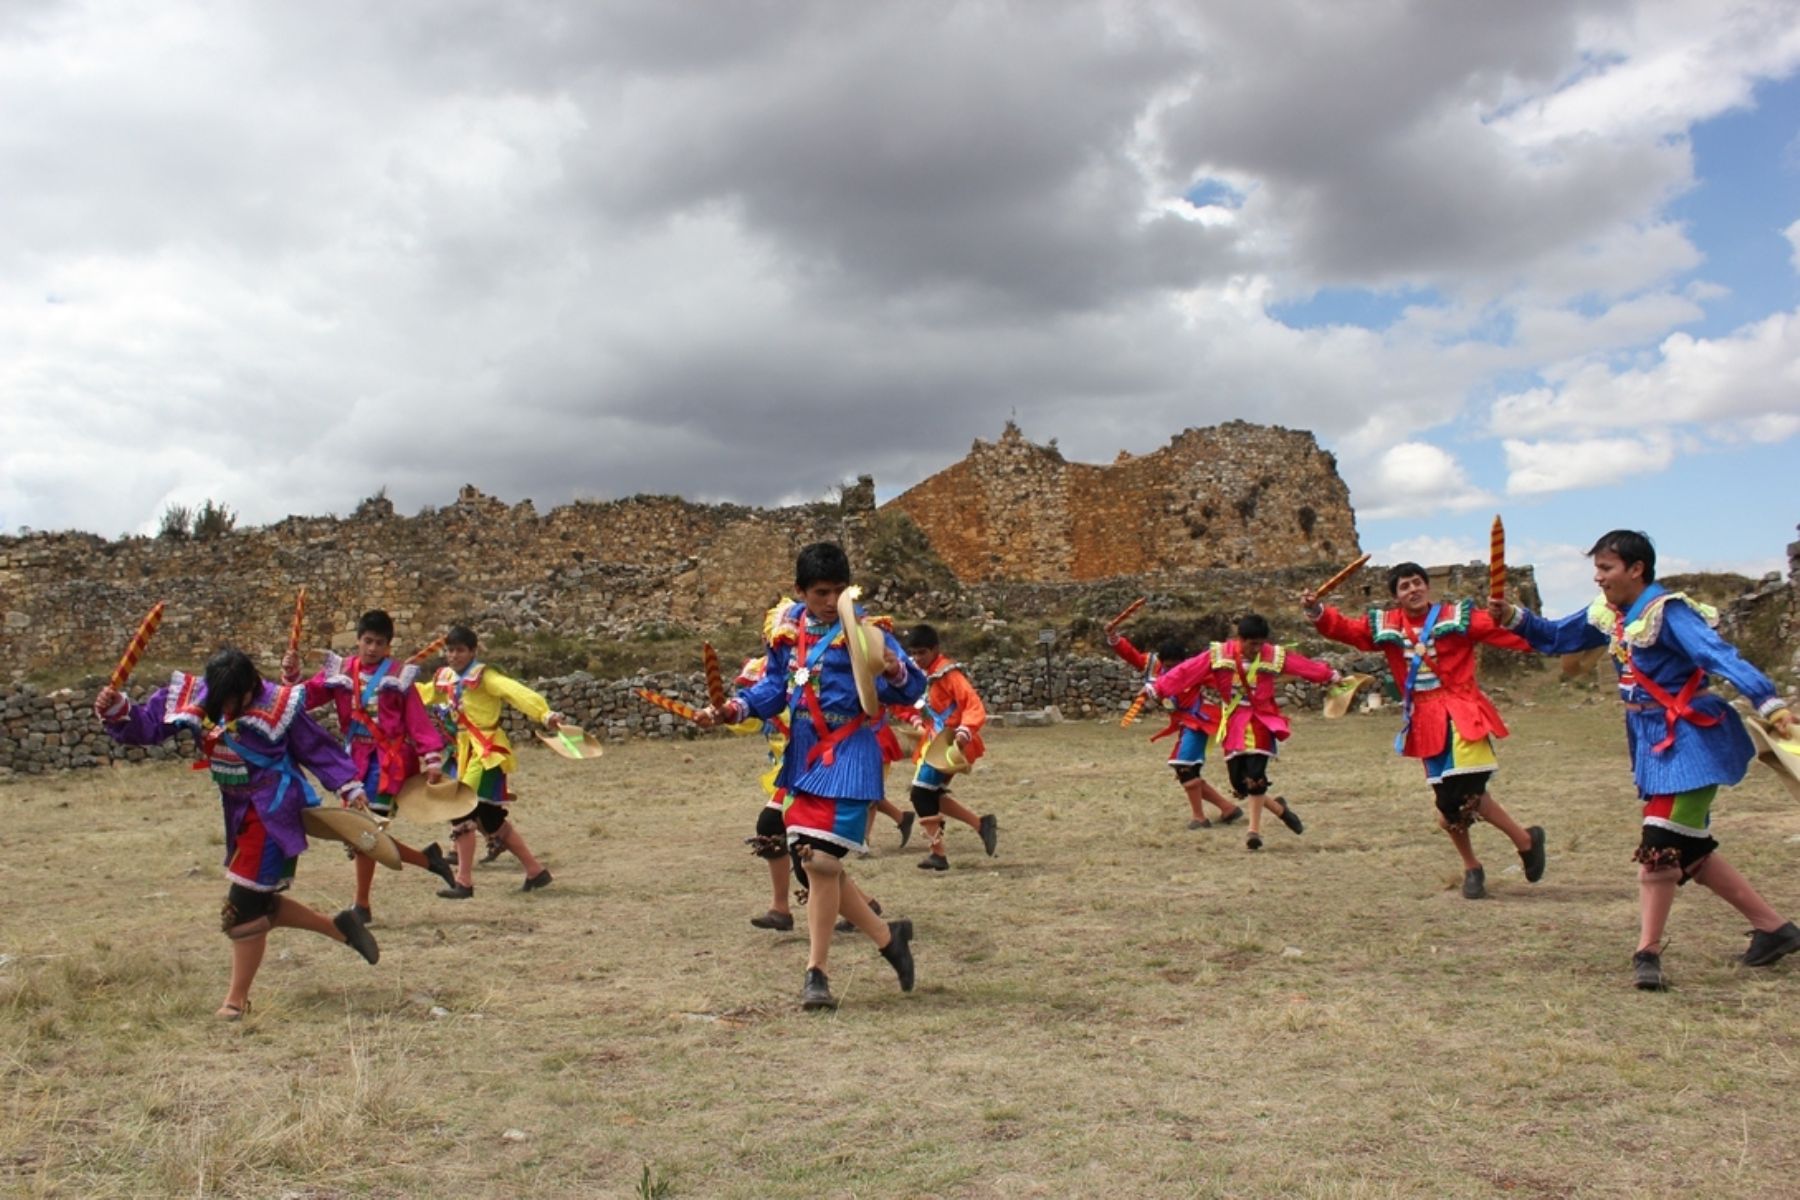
[2,0,1797,612]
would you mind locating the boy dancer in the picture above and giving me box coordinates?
[96,649,380,1019]
[1108,632,1241,828]
[1494,531,1798,989]
[1151,615,1339,851]
[699,542,926,1011]
[1304,563,1546,898]
[905,624,998,871]
[418,625,564,898]
[284,610,455,920]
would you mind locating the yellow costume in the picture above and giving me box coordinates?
[418,663,551,793]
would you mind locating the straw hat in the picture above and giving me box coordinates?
[1744,718,1800,803]
[392,775,481,825]
[302,807,401,869]
[838,586,885,718]
[536,724,605,760]
[921,726,974,776]
[1322,673,1375,720]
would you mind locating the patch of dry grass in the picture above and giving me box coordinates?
[4,673,1800,1198]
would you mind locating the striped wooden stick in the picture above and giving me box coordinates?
[109,601,166,691]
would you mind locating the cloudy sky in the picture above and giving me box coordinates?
[3,0,1797,610]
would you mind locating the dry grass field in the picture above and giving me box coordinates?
[5,675,1800,1199]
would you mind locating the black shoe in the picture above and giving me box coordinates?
[424,843,458,890]
[351,904,373,926]
[1520,826,1547,883]
[1741,921,1800,967]
[1633,949,1668,991]
[750,909,794,931]
[978,814,999,857]
[1276,800,1303,836]
[1246,833,1263,851]
[917,854,950,872]
[333,908,380,964]
[520,869,553,892]
[1219,807,1244,826]
[881,918,916,992]
[897,812,916,849]
[1188,817,1212,830]
[481,837,508,864]
[801,967,837,1011]
[1462,867,1486,900]
[437,883,475,900]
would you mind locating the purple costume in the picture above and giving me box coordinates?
[105,671,360,870]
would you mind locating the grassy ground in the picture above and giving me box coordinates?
[4,675,1800,1199]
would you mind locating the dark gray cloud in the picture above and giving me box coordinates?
[1,0,1795,541]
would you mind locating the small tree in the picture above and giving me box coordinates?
[157,503,192,540]
[190,499,237,540]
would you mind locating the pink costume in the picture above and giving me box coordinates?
[1155,640,1336,758]
[298,653,444,803]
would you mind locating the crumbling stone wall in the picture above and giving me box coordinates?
[0,485,872,680]
[886,421,1360,582]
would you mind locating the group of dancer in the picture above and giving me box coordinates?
[91,527,1796,1014]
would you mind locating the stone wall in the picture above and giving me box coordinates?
[2,649,1390,777]
[886,421,1360,582]
[1,485,872,680]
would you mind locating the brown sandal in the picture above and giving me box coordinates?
[217,1000,251,1021]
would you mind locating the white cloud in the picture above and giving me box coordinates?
[1502,434,1678,495]
[1353,442,1495,520]
[1491,310,1800,441]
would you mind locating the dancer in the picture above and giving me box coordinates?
[904,624,997,871]
[1495,530,1797,988]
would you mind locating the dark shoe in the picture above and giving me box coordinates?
[1246,833,1263,851]
[1520,826,1547,883]
[1277,800,1303,836]
[801,967,837,1011]
[881,918,916,992]
[1462,867,1486,900]
[750,909,794,931]
[352,904,373,926]
[481,837,507,864]
[333,908,380,964]
[1741,921,1800,967]
[897,812,916,849]
[978,814,999,857]
[1219,807,1244,826]
[1187,817,1212,830]
[520,869,553,892]
[437,883,475,900]
[1633,949,1668,991]
[424,843,458,890]
[917,854,950,872]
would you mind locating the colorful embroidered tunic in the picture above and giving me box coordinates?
[103,672,360,868]
[416,662,551,794]
[298,653,444,797]
[911,652,988,766]
[731,601,926,803]
[1312,599,1529,759]
[1507,586,1785,796]
[1154,640,1337,756]
[1110,634,1223,761]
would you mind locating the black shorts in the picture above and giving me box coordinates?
[454,800,509,836]
[1227,754,1269,797]
[754,806,786,839]
[909,784,943,818]
[1634,825,1718,881]
[1431,772,1491,828]
[788,832,849,860]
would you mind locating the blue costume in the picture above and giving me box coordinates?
[732,601,926,852]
